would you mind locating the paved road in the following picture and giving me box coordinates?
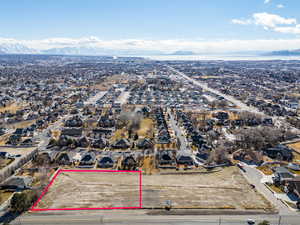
[241,164,295,216]
[9,211,300,225]
[167,66,263,115]
[36,90,104,150]
[167,66,300,134]
[167,65,300,215]
[167,108,189,154]
[84,91,107,105]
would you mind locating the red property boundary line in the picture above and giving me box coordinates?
[30,169,143,211]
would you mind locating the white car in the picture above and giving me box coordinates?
[247,219,255,225]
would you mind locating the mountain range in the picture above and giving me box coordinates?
[1,43,300,57]
[0,43,198,56]
[266,49,300,56]
[0,43,37,54]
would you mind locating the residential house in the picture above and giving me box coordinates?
[112,138,130,149]
[264,145,293,161]
[0,176,33,191]
[98,156,114,168]
[79,152,96,166]
[273,167,294,185]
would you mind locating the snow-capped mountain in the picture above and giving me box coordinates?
[41,47,164,56]
[0,43,37,54]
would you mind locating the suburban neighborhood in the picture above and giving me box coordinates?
[0,55,299,225]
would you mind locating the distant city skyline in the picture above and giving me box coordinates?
[1,0,300,53]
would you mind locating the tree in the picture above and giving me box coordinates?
[236,126,292,151]
[134,133,139,141]
[10,190,38,213]
[258,220,270,225]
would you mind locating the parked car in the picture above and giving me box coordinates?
[287,163,300,171]
[247,219,255,225]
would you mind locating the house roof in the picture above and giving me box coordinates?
[0,176,32,188]
[113,138,130,148]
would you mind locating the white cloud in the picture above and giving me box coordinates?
[253,12,296,28]
[273,26,300,34]
[231,19,252,25]
[276,4,284,8]
[232,12,300,34]
[264,0,271,4]
[2,36,300,53]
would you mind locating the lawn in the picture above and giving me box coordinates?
[137,118,154,138]
[288,168,300,176]
[110,128,128,142]
[0,158,14,169]
[266,184,284,193]
[256,165,274,175]
[292,152,300,164]
[0,190,13,205]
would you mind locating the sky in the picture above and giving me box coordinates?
[0,0,300,53]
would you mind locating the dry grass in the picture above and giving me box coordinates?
[0,133,10,145]
[266,184,284,193]
[229,112,239,120]
[288,168,300,175]
[36,171,140,209]
[91,74,131,91]
[292,153,300,166]
[201,76,221,79]
[288,142,300,154]
[141,156,158,175]
[256,166,274,175]
[5,119,36,130]
[51,130,61,140]
[0,103,23,114]
[0,190,13,205]
[36,167,274,211]
[110,128,128,142]
[0,158,14,169]
[137,118,154,138]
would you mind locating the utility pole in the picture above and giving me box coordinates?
[218,217,221,225]
[278,216,281,225]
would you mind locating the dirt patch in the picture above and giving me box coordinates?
[0,103,24,114]
[142,167,273,211]
[36,167,273,212]
[137,118,154,138]
[36,171,140,209]
[5,120,36,130]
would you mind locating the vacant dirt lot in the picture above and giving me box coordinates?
[142,167,273,210]
[37,171,141,209]
[36,167,273,211]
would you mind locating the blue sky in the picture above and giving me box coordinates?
[0,0,300,52]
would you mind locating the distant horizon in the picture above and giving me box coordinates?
[1,52,300,62]
[1,0,300,54]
